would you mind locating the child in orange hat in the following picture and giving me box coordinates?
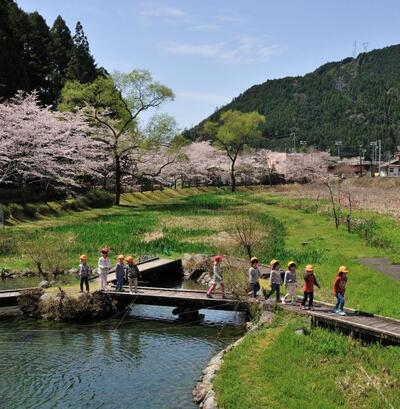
[98,247,111,291]
[333,266,348,316]
[207,255,226,299]
[115,255,125,291]
[79,255,90,293]
[126,256,141,293]
[301,265,320,310]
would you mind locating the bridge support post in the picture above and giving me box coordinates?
[172,306,204,322]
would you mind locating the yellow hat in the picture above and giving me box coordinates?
[288,261,296,268]
[117,254,125,260]
[80,254,87,260]
[270,259,279,267]
[338,266,349,274]
[305,264,314,272]
[250,257,259,264]
[126,256,135,263]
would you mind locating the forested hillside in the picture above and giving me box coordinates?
[0,0,104,106]
[187,45,400,156]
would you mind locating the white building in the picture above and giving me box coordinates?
[380,158,400,177]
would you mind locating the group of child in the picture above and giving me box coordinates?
[78,247,141,294]
[207,255,348,316]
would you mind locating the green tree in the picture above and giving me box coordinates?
[66,21,97,84]
[24,12,54,105]
[0,0,25,98]
[60,70,175,205]
[49,15,73,103]
[204,110,266,192]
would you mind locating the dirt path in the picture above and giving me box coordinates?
[360,257,400,280]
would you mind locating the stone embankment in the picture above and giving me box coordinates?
[193,311,274,408]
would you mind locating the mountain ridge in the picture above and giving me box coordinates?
[186,44,400,157]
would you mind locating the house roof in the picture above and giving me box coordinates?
[381,158,400,167]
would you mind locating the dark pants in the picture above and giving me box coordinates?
[264,283,280,302]
[301,291,314,308]
[249,282,260,298]
[335,293,345,311]
[80,276,89,292]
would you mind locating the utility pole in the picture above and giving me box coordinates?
[378,139,382,175]
[335,140,342,159]
[291,130,297,152]
[359,145,366,177]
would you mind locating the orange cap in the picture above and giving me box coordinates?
[338,266,348,274]
[80,254,87,261]
[305,264,314,272]
[270,259,279,268]
[126,256,135,263]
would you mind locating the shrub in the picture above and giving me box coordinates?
[23,203,38,218]
[16,231,76,278]
[36,203,58,217]
[83,189,114,208]
[8,203,24,219]
[0,204,10,221]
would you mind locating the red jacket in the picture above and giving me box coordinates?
[333,275,347,295]
[303,272,319,292]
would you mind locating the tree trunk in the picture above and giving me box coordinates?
[114,155,122,206]
[230,159,236,192]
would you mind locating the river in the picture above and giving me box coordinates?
[0,279,245,409]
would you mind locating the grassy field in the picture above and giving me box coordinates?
[214,312,400,409]
[1,186,400,317]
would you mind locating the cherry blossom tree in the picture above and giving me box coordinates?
[0,92,100,194]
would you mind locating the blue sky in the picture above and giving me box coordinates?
[18,0,400,129]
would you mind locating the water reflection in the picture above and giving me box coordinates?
[0,307,244,409]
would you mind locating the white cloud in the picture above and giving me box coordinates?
[164,36,280,63]
[139,3,185,18]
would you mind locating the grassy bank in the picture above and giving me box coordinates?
[214,312,400,409]
[1,187,400,318]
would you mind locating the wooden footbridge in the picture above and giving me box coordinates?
[267,300,400,346]
[111,286,249,320]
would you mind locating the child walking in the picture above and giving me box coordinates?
[264,260,282,302]
[98,247,111,291]
[248,257,261,298]
[301,265,320,310]
[79,255,90,293]
[207,255,226,299]
[126,256,141,293]
[282,261,297,304]
[333,266,348,316]
[115,255,125,291]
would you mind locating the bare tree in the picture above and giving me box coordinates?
[227,214,270,259]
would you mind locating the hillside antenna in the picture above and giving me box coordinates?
[362,42,369,53]
[352,41,358,58]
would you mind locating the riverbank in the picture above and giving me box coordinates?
[213,311,400,409]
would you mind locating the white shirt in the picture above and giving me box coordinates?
[98,256,111,274]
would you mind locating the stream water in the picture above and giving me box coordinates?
[0,278,245,409]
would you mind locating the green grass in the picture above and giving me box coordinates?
[214,313,400,409]
[1,187,400,318]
